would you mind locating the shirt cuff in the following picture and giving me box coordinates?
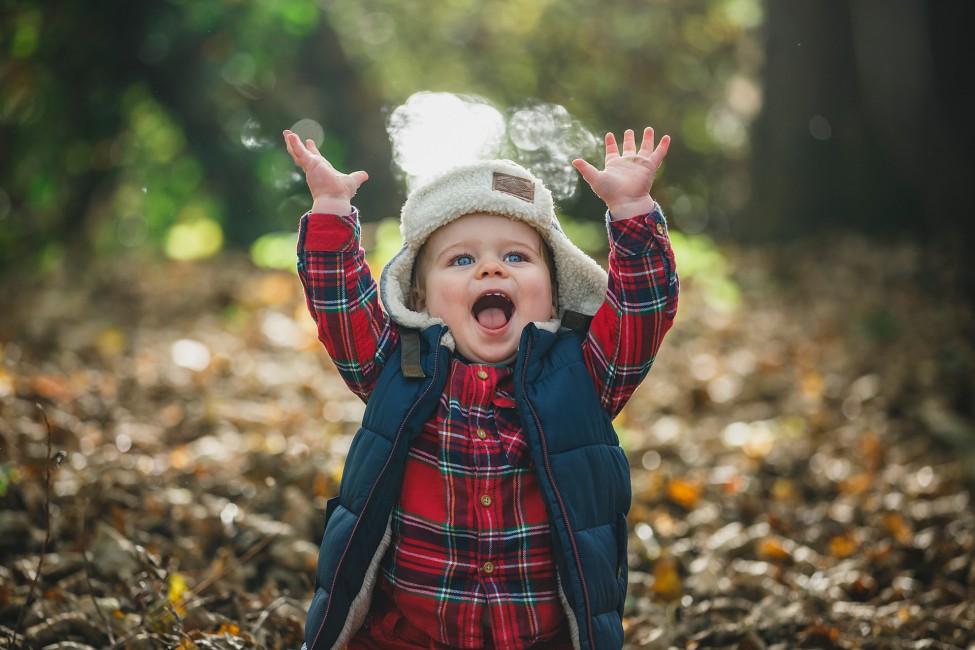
[606,204,671,257]
[298,209,361,253]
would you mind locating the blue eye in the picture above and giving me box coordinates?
[452,254,474,266]
[504,252,525,263]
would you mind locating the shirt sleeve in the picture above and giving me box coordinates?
[296,210,399,402]
[583,205,679,418]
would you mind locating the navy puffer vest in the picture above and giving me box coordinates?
[303,324,631,650]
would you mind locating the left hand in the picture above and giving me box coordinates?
[283,130,368,215]
[573,127,671,220]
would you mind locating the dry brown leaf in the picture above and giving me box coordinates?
[666,478,703,510]
[828,533,858,558]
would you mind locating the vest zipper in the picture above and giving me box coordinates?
[310,330,445,650]
[520,334,595,650]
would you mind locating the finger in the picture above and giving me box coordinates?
[283,130,304,163]
[289,132,315,158]
[572,158,600,185]
[302,138,340,175]
[621,129,636,155]
[604,132,620,161]
[637,127,656,158]
[648,134,671,169]
[285,130,305,147]
[349,170,370,188]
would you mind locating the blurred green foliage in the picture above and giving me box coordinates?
[669,231,740,311]
[0,0,763,271]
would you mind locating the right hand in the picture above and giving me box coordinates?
[283,130,369,214]
[572,127,670,220]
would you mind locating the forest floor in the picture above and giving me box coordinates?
[1,235,974,649]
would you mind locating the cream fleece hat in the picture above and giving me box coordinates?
[379,159,608,333]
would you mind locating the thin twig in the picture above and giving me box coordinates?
[105,529,281,650]
[11,404,57,650]
[188,528,281,598]
[81,498,116,645]
[250,595,304,637]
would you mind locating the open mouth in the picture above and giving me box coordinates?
[472,292,514,330]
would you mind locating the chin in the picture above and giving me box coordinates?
[462,345,519,365]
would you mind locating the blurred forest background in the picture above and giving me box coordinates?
[2,1,975,648]
[2,0,974,273]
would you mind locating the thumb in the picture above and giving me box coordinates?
[349,170,369,189]
[572,159,599,185]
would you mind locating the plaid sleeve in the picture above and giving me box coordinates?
[297,210,398,402]
[584,205,679,418]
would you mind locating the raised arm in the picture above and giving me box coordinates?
[575,127,679,416]
[285,130,397,402]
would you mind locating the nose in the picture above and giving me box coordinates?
[477,257,508,278]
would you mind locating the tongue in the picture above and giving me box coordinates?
[476,307,508,329]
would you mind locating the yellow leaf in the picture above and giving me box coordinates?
[215,622,241,636]
[168,572,189,615]
[0,368,14,398]
[651,554,683,602]
[97,327,127,357]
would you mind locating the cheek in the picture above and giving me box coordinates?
[525,274,557,319]
[424,277,467,317]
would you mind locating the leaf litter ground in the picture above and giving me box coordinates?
[1,236,974,649]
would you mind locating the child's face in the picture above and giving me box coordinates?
[412,212,556,365]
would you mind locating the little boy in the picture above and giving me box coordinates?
[284,127,678,650]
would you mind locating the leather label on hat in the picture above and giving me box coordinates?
[492,172,535,203]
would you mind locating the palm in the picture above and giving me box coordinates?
[304,158,359,200]
[592,155,658,199]
[573,127,670,217]
[283,130,367,202]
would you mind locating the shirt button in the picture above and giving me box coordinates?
[480,495,492,507]
[476,428,487,440]
[476,370,489,380]
[656,222,665,235]
[482,561,495,574]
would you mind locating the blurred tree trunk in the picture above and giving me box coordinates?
[133,12,397,244]
[0,2,396,269]
[293,32,399,225]
[748,0,975,288]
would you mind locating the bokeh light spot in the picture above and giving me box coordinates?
[387,92,597,200]
[251,232,299,270]
[171,338,212,371]
[360,12,394,45]
[387,92,506,187]
[241,118,272,150]
[509,101,599,200]
[809,115,832,141]
[289,119,325,148]
[164,219,224,260]
[117,213,149,248]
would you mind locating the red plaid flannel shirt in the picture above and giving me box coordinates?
[298,207,677,649]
